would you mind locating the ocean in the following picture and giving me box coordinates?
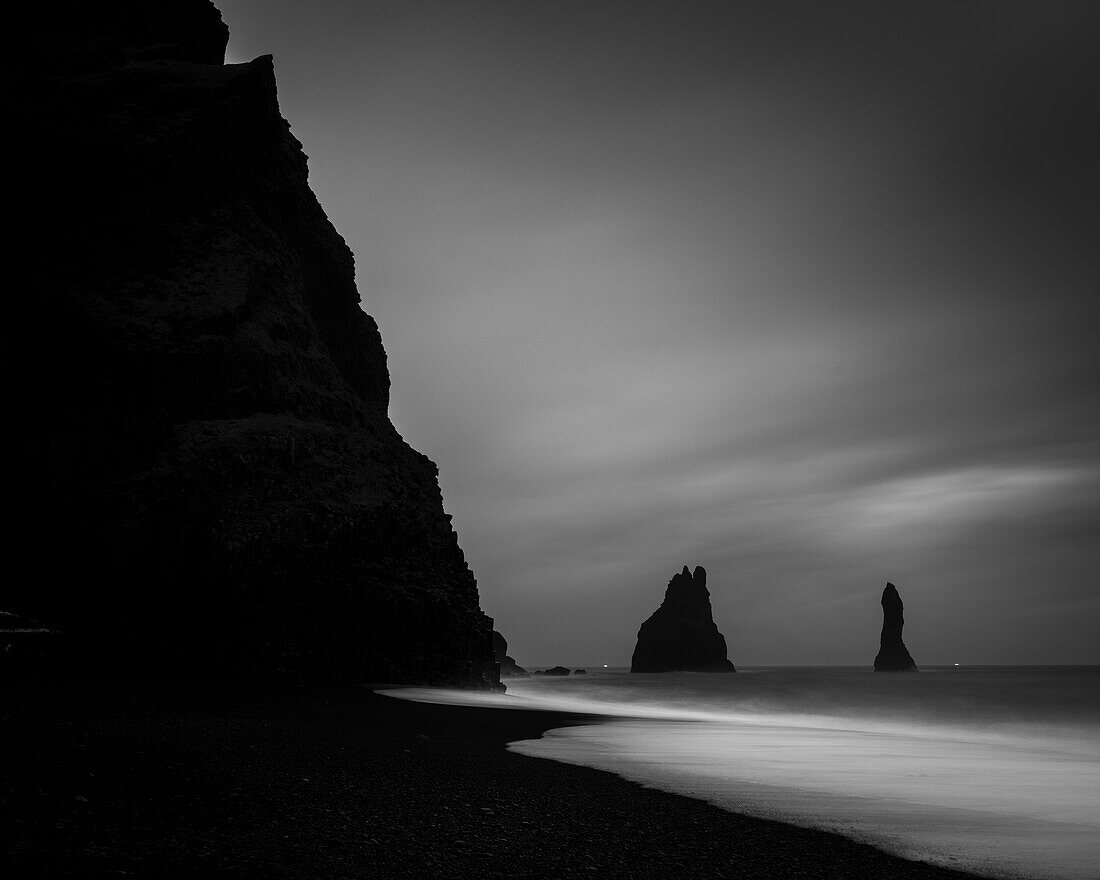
[383,666,1100,880]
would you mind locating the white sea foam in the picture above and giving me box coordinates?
[383,667,1100,880]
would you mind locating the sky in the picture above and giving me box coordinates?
[216,0,1100,667]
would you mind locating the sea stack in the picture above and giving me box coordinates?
[631,566,736,673]
[874,582,919,672]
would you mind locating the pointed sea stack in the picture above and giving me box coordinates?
[631,566,735,673]
[874,582,919,671]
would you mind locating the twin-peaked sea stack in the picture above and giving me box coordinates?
[631,567,736,673]
[874,582,919,672]
[8,0,498,686]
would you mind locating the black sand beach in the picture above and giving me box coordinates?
[1,684,984,879]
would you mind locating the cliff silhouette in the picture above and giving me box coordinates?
[8,0,497,685]
[874,583,919,672]
[631,567,736,673]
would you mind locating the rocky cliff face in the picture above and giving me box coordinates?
[874,583,918,672]
[631,567,736,673]
[8,0,498,686]
[492,631,529,678]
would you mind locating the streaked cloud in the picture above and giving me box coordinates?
[219,0,1100,665]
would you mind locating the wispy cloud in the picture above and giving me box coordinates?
[220,0,1100,665]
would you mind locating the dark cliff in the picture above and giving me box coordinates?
[492,631,529,678]
[631,567,736,673]
[873,582,918,672]
[6,0,498,686]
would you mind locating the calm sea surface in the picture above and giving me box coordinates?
[384,667,1100,880]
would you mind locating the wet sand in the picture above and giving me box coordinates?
[0,683,984,878]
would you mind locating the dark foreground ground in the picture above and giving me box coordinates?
[0,684,984,879]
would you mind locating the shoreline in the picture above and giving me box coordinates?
[1,682,985,878]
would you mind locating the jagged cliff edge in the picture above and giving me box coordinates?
[8,0,499,686]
